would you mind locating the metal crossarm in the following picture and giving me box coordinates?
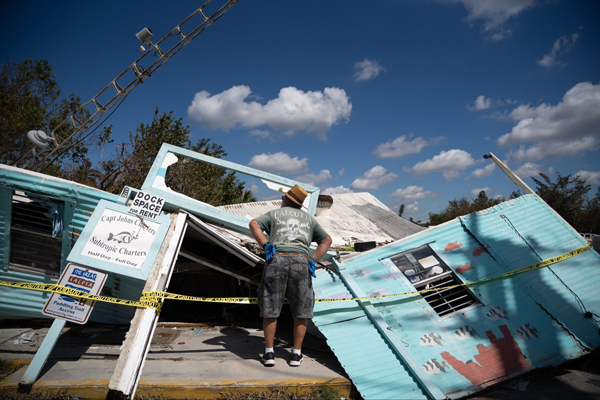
[30,0,240,172]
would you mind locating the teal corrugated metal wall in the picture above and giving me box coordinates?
[0,166,134,324]
[312,194,599,399]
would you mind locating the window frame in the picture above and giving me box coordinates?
[8,191,65,278]
[383,244,482,319]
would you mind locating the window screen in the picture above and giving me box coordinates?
[389,245,481,317]
[10,192,62,276]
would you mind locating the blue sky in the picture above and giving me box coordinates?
[2,0,599,221]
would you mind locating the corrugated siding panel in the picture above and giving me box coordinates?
[313,270,429,400]
[314,195,597,399]
[462,195,600,349]
[0,165,133,324]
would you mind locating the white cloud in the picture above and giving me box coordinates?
[468,163,496,179]
[575,170,600,186]
[403,149,475,181]
[248,152,308,175]
[514,162,554,178]
[338,168,345,176]
[537,31,580,69]
[188,85,352,140]
[249,129,270,139]
[442,0,536,40]
[248,182,260,195]
[322,185,354,195]
[467,95,493,111]
[470,187,491,196]
[350,166,398,190]
[294,170,332,186]
[354,59,386,81]
[373,134,441,159]
[390,186,442,201]
[405,201,421,215]
[500,82,600,145]
[492,194,504,200]
[498,82,600,161]
[507,137,600,163]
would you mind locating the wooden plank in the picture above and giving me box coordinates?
[107,212,188,399]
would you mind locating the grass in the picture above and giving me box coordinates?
[0,359,27,382]
[219,386,348,400]
[0,388,351,400]
[0,390,72,400]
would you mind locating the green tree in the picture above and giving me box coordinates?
[113,108,251,206]
[428,191,504,226]
[398,204,405,217]
[0,59,93,173]
[532,172,599,233]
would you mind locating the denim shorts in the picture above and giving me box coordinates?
[258,254,314,318]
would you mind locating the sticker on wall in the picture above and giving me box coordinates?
[517,324,539,339]
[456,263,474,274]
[419,332,444,347]
[350,268,375,278]
[473,244,491,257]
[487,306,509,321]
[445,241,463,252]
[367,288,390,297]
[379,272,403,281]
[422,359,449,375]
[454,325,478,341]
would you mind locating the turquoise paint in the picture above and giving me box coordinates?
[142,143,321,218]
[312,194,599,399]
[0,187,12,271]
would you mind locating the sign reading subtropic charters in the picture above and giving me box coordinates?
[68,200,171,280]
[80,208,160,270]
[43,263,107,324]
[128,191,165,221]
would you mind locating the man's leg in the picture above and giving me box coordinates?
[263,317,277,348]
[293,317,307,350]
[262,317,277,366]
[290,317,307,366]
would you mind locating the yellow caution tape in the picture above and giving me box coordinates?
[0,281,160,310]
[0,244,592,309]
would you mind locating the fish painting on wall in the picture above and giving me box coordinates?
[486,307,509,321]
[445,241,464,252]
[419,332,444,347]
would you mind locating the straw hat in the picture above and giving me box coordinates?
[283,184,308,206]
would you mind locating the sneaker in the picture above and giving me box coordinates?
[289,352,303,367]
[262,351,275,367]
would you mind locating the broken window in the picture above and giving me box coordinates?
[9,191,63,276]
[389,245,481,318]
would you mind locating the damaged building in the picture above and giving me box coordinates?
[1,144,599,399]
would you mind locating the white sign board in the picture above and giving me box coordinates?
[80,208,160,270]
[128,191,165,220]
[43,263,107,324]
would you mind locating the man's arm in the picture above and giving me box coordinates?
[249,219,268,248]
[310,236,332,261]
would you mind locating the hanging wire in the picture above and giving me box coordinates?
[499,214,600,325]
[39,91,131,174]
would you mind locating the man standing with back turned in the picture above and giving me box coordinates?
[249,184,332,367]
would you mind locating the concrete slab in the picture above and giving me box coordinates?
[0,324,353,399]
[0,329,32,346]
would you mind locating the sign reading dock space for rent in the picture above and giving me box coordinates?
[128,191,165,220]
[42,263,107,324]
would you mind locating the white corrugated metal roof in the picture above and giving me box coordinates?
[218,192,424,247]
